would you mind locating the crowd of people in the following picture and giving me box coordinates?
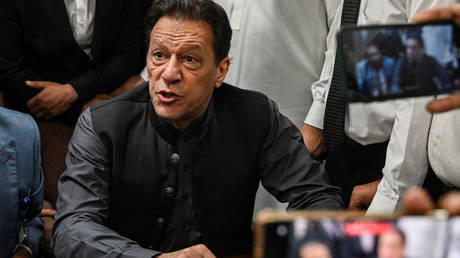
[0,0,460,257]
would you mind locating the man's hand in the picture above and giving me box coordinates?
[300,123,326,160]
[426,93,460,113]
[26,81,78,119]
[412,4,460,113]
[412,3,460,25]
[157,244,216,258]
[348,179,381,210]
[12,247,31,258]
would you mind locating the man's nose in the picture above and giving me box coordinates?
[162,56,181,84]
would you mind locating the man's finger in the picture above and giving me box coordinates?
[41,209,56,217]
[438,191,460,215]
[412,4,460,25]
[28,99,47,114]
[35,111,46,119]
[348,198,361,210]
[35,110,54,120]
[29,102,52,117]
[426,93,460,113]
[26,95,41,110]
[25,80,53,89]
[402,188,434,215]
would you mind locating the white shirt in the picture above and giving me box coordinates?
[214,0,340,127]
[305,0,453,145]
[368,95,460,213]
[429,108,460,187]
[63,0,96,58]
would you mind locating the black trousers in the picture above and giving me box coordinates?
[325,137,388,205]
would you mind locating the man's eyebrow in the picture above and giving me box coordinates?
[150,39,166,48]
[149,40,205,53]
[181,44,204,51]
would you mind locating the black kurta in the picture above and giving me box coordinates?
[52,83,343,257]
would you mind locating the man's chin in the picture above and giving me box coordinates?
[156,109,181,122]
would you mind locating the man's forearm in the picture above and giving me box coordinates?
[52,217,160,258]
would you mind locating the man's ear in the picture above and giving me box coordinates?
[215,57,230,88]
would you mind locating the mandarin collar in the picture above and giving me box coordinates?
[148,96,214,145]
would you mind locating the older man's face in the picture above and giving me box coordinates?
[147,16,229,131]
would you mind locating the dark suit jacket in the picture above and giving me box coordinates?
[398,54,451,93]
[0,0,147,124]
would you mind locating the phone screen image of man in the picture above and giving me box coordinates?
[343,23,459,101]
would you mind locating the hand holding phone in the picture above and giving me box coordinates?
[412,3,460,112]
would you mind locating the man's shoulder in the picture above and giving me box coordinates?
[423,54,440,65]
[0,107,37,136]
[91,83,150,113]
[214,83,270,107]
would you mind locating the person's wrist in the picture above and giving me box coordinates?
[65,83,79,102]
[12,246,32,258]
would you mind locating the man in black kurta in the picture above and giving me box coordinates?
[52,0,344,257]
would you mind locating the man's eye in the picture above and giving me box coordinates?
[153,52,164,59]
[185,56,196,63]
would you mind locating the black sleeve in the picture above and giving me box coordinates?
[0,0,47,99]
[258,99,344,210]
[68,0,146,102]
[52,110,160,258]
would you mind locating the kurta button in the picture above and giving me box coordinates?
[171,153,180,163]
[165,187,175,197]
[180,224,186,230]
[156,218,165,227]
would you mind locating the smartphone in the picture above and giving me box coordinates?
[254,210,458,258]
[337,20,460,102]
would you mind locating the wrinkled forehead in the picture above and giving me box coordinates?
[149,16,214,51]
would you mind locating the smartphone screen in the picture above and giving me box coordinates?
[258,215,452,258]
[338,21,460,102]
[288,218,400,258]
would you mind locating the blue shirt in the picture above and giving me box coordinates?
[0,107,44,257]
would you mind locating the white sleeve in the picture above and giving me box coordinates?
[367,97,432,213]
[304,1,342,129]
